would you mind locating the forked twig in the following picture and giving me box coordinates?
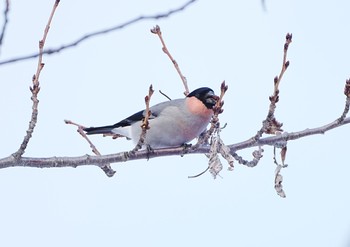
[151,25,189,95]
[12,0,60,159]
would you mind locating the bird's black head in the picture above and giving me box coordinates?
[187,87,218,109]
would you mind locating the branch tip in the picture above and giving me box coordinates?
[344,78,350,97]
[221,80,228,93]
[150,25,161,34]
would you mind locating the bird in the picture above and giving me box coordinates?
[83,87,219,149]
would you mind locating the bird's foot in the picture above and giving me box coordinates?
[146,144,154,160]
[180,143,192,157]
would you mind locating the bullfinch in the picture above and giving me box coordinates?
[83,87,218,148]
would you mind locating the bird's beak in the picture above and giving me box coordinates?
[205,94,219,109]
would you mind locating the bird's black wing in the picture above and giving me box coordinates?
[112,99,177,128]
[112,109,145,128]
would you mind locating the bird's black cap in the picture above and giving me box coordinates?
[187,87,217,109]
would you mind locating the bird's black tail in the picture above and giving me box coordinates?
[83,125,115,135]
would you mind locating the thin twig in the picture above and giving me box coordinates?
[64,120,116,177]
[130,85,154,153]
[64,120,96,154]
[253,33,292,141]
[159,90,171,101]
[188,166,210,178]
[0,0,197,66]
[209,81,228,133]
[12,0,60,159]
[0,0,10,55]
[151,25,189,95]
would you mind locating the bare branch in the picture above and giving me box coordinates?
[151,25,190,95]
[1,116,350,173]
[241,117,350,150]
[12,0,60,159]
[0,0,10,55]
[0,0,197,66]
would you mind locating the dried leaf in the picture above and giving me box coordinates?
[208,136,222,179]
[218,139,234,171]
[280,146,287,166]
[209,153,223,179]
[274,165,286,198]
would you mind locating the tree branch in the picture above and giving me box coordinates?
[1,116,349,172]
[0,0,197,66]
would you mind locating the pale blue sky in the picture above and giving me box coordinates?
[1,1,350,246]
